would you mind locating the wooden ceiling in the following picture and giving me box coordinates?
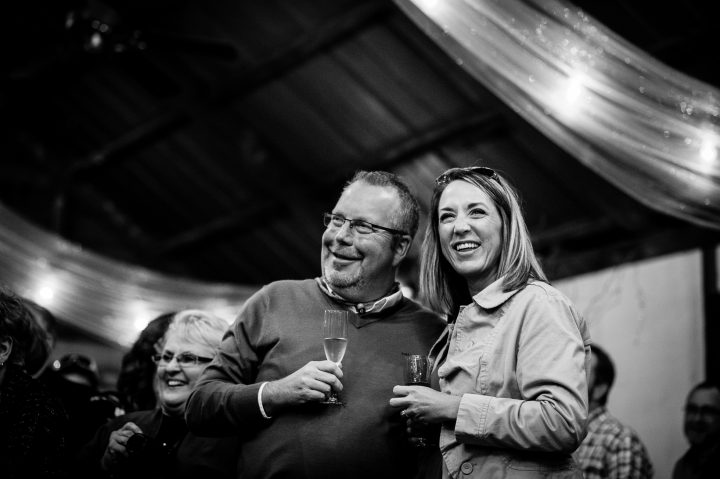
[2,0,719,290]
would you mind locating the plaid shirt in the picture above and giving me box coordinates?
[574,406,653,479]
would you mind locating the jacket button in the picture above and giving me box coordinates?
[461,462,473,474]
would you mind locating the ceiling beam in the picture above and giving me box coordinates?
[366,111,505,170]
[531,217,617,251]
[153,111,501,255]
[152,203,276,256]
[61,184,155,252]
[57,1,394,178]
[51,1,394,232]
[541,224,720,280]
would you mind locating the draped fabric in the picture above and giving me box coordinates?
[0,204,254,347]
[394,0,720,230]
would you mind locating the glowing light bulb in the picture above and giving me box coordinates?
[565,76,585,103]
[31,274,58,307]
[699,136,717,163]
[36,286,55,303]
[134,316,150,331]
[127,299,157,335]
[551,72,590,120]
[414,0,445,14]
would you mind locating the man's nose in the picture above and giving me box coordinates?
[334,220,354,243]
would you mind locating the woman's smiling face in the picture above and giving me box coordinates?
[155,329,215,416]
[438,180,503,295]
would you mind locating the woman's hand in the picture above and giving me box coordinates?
[100,421,144,472]
[389,385,461,424]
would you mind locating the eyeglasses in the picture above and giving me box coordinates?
[435,166,499,186]
[685,405,720,418]
[152,351,214,367]
[323,212,408,236]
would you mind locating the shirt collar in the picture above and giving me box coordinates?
[470,276,523,309]
[315,277,404,316]
[588,405,608,423]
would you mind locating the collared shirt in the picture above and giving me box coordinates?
[430,277,591,477]
[574,406,654,479]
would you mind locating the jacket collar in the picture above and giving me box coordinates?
[470,276,523,309]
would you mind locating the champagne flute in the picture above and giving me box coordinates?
[322,309,348,405]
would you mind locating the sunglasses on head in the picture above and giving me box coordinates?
[435,166,499,186]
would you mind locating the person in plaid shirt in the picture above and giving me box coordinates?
[574,345,653,478]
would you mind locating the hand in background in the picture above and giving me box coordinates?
[100,421,144,472]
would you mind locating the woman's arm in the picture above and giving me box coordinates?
[454,289,590,452]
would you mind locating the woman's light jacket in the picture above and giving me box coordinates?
[431,277,591,477]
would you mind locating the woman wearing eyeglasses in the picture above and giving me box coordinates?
[77,310,239,479]
[390,166,591,478]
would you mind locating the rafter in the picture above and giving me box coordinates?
[153,111,504,255]
[57,1,394,177]
[531,217,616,251]
[51,1,393,233]
[366,111,505,170]
[541,224,720,280]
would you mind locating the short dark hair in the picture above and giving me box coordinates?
[117,312,175,412]
[688,380,720,400]
[346,170,420,239]
[591,344,615,406]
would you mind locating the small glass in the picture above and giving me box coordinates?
[322,309,348,405]
[402,353,436,447]
[404,354,430,386]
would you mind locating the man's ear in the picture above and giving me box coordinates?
[391,235,412,267]
[590,382,609,404]
[0,337,13,365]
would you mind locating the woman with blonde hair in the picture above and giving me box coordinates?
[391,166,591,478]
[78,309,239,479]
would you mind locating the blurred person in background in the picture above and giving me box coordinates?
[76,309,239,479]
[673,381,720,479]
[116,312,174,412]
[43,352,119,454]
[574,345,653,478]
[0,286,68,478]
[23,298,58,378]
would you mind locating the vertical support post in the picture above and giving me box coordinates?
[702,245,719,382]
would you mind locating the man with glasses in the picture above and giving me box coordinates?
[186,170,444,479]
[673,381,720,478]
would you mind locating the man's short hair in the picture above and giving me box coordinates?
[592,344,615,406]
[688,380,720,400]
[345,170,420,239]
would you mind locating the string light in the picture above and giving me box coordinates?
[396,0,720,229]
[699,133,718,165]
[31,274,58,308]
[550,71,591,121]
